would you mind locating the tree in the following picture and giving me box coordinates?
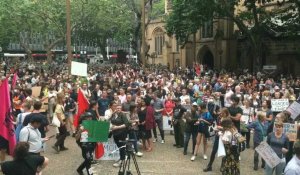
[166,0,299,71]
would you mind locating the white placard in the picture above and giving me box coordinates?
[163,116,173,131]
[71,61,87,77]
[271,99,289,112]
[255,142,281,168]
[99,138,120,160]
[286,101,300,120]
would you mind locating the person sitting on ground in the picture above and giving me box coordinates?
[0,142,49,175]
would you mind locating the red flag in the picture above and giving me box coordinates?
[0,79,16,155]
[95,143,104,159]
[11,72,18,90]
[73,89,89,127]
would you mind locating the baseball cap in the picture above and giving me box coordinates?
[192,102,198,106]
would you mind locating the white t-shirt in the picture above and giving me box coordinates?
[224,90,234,107]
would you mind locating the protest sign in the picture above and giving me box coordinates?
[271,99,289,112]
[272,122,298,142]
[283,123,298,142]
[163,116,173,131]
[286,101,300,120]
[82,120,110,142]
[255,142,281,168]
[71,61,87,77]
[99,138,120,161]
[32,86,41,98]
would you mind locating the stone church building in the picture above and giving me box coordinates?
[145,0,300,75]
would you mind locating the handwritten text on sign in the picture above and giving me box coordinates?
[99,138,120,161]
[271,99,289,112]
[286,102,300,120]
[255,142,281,168]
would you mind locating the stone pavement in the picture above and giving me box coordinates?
[41,126,264,175]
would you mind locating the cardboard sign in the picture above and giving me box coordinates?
[272,122,298,142]
[163,116,173,131]
[283,123,298,142]
[271,99,289,112]
[99,138,120,161]
[255,142,281,168]
[71,61,87,77]
[82,120,110,142]
[286,102,300,120]
[31,86,42,98]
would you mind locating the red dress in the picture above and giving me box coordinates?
[145,106,156,130]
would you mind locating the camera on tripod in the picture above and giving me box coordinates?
[118,139,141,175]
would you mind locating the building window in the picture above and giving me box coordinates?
[154,28,165,55]
[201,20,213,38]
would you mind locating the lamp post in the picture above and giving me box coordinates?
[66,0,72,73]
[141,0,146,66]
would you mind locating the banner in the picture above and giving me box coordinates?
[71,61,87,77]
[73,89,89,127]
[255,142,281,168]
[271,99,289,112]
[163,116,173,131]
[82,120,110,142]
[286,101,300,120]
[98,138,120,161]
[0,79,16,155]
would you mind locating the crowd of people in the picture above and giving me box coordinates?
[0,60,300,175]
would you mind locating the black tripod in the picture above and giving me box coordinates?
[118,141,141,175]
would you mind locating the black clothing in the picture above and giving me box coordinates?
[23,113,49,138]
[228,106,243,132]
[77,143,94,175]
[64,98,76,114]
[1,155,44,175]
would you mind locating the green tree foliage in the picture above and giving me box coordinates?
[166,0,299,71]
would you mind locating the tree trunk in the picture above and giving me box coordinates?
[44,38,64,64]
[20,43,33,62]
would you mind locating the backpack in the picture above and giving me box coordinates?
[15,113,24,142]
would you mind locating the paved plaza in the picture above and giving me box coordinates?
[41,126,264,175]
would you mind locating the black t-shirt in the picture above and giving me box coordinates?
[1,155,44,175]
[228,106,243,132]
[23,113,49,138]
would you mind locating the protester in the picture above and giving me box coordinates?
[191,103,213,161]
[152,92,165,143]
[76,112,95,175]
[172,98,186,148]
[15,102,32,142]
[52,93,68,153]
[110,104,130,167]
[183,102,198,155]
[219,118,240,175]
[284,140,300,175]
[128,105,143,157]
[246,111,269,170]
[266,121,289,175]
[203,107,230,172]
[19,115,50,155]
[0,142,49,175]
[64,94,76,137]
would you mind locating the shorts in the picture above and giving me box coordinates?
[0,136,8,150]
[198,125,209,138]
[64,112,74,118]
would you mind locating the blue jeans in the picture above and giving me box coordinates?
[265,159,286,175]
[128,130,139,153]
[183,131,197,153]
